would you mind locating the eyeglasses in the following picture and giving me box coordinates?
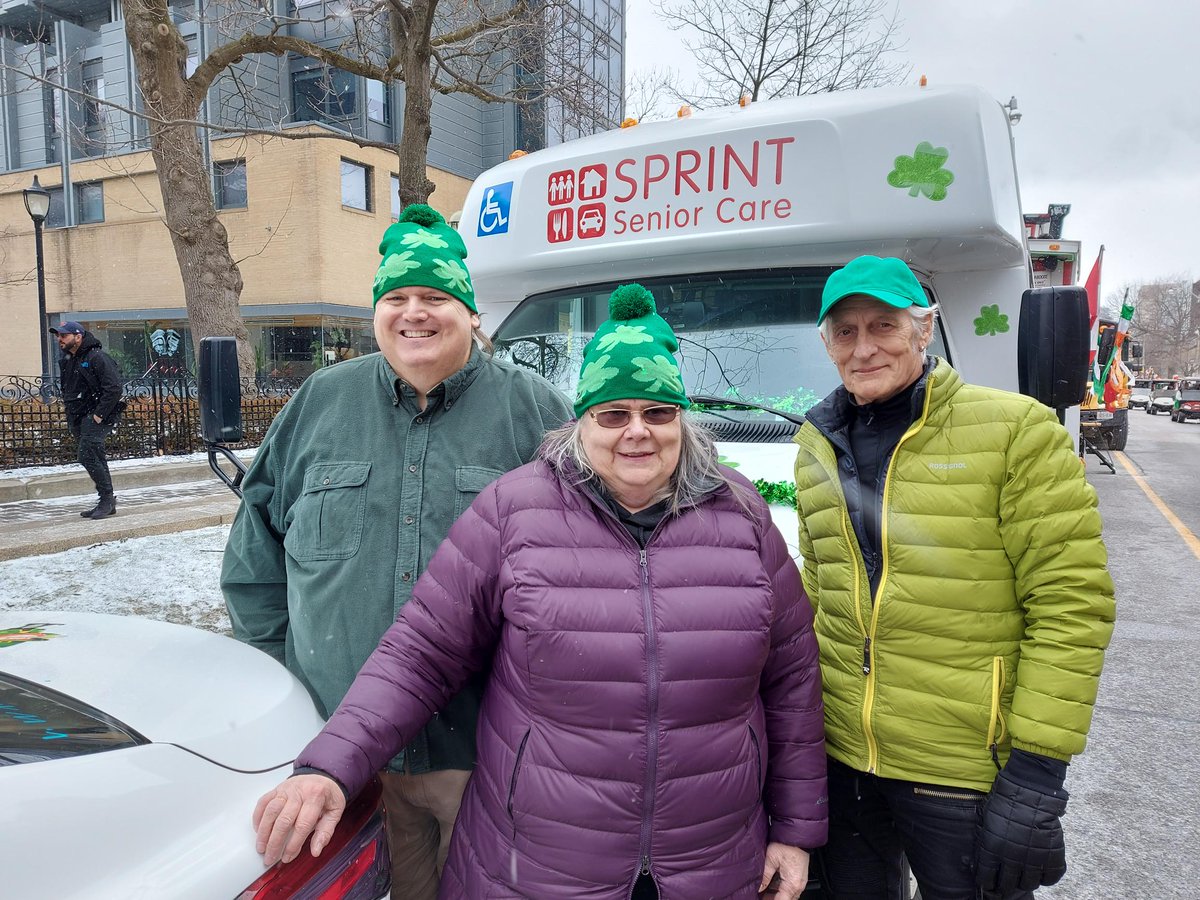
[588,405,681,428]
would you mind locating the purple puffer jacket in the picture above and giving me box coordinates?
[297,460,827,899]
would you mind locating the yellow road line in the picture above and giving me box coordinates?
[1114,451,1200,561]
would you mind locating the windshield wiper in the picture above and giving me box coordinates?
[687,395,807,426]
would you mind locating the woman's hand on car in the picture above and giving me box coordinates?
[760,842,810,899]
[253,773,346,866]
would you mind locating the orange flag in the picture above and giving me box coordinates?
[1083,245,1104,328]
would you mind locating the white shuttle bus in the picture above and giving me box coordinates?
[460,85,1059,553]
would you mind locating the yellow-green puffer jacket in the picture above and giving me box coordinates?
[794,359,1116,792]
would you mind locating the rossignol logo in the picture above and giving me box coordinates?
[928,462,967,470]
[476,182,512,237]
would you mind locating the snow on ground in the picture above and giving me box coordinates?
[0,525,232,634]
[0,448,256,480]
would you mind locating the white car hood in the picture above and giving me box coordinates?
[0,611,324,769]
[715,440,803,560]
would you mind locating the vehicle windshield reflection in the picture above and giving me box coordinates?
[492,269,949,426]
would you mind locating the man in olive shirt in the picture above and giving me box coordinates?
[222,205,571,899]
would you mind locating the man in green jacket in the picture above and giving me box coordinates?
[222,205,571,899]
[793,256,1115,899]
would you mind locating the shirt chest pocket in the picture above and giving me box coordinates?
[284,462,371,561]
[454,466,505,519]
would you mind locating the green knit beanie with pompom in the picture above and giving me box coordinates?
[372,203,476,310]
[573,283,691,416]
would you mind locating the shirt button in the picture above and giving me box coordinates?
[404,515,414,525]
[445,401,453,410]
[322,478,330,485]
[415,416,423,424]
[408,464,418,473]
[401,571,412,582]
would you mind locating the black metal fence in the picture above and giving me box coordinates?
[0,374,304,469]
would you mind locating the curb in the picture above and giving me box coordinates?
[0,494,242,562]
[0,459,220,503]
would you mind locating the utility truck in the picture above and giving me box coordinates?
[459,84,1087,551]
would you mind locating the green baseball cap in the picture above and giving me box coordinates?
[818,255,929,324]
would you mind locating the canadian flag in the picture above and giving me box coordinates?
[1084,246,1104,381]
[1084,246,1104,329]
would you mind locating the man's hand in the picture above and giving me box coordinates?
[253,773,346,867]
[976,749,1069,892]
[92,414,102,424]
[759,842,810,899]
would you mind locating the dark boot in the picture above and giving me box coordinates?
[87,494,116,519]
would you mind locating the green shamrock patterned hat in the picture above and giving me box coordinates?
[574,284,691,417]
[373,204,476,311]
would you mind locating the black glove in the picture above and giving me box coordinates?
[975,748,1069,893]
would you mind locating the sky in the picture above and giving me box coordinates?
[625,0,1200,304]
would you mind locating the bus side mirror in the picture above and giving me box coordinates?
[1017,286,1089,410]
[1127,341,1143,360]
[198,337,248,497]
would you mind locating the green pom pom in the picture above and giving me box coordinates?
[608,283,655,321]
[398,203,445,228]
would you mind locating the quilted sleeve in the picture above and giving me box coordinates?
[999,402,1116,761]
[756,497,828,850]
[296,481,507,797]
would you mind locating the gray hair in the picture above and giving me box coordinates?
[540,411,752,515]
[819,302,940,349]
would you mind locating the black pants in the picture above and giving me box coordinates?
[631,873,658,899]
[819,757,1034,900]
[68,414,114,498]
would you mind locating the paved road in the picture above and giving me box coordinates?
[1045,412,1200,898]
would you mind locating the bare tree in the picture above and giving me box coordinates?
[654,0,908,106]
[624,66,683,122]
[1128,278,1198,377]
[4,0,613,373]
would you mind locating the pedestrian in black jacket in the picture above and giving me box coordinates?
[49,321,123,518]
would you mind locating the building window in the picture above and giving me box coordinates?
[45,183,105,228]
[292,67,357,124]
[77,183,104,223]
[214,159,248,209]
[82,61,106,156]
[367,79,390,124]
[341,160,372,211]
[390,174,400,220]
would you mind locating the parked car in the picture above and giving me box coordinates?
[1171,378,1200,423]
[0,612,390,900]
[1146,378,1178,415]
[1129,377,1153,409]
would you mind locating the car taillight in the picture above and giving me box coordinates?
[1184,402,1200,410]
[237,778,390,900]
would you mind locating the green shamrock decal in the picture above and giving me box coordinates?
[374,251,421,288]
[974,304,1010,336]
[432,259,472,294]
[596,324,653,353]
[401,229,448,250]
[631,356,684,393]
[577,354,619,396]
[716,455,740,468]
[887,142,954,201]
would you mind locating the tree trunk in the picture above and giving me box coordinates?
[391,12,437,207]
[123,0,254,377]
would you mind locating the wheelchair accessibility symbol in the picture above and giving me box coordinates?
[477,182,513,236]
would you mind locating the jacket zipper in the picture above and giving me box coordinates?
[986,656,1008,769]
[860,373,936,774]
[633,548,660,892]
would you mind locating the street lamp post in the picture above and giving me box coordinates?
[23,176,52,385]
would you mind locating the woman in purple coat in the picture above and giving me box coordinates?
[253,284,828,899]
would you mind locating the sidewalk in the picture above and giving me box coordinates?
[0,456,244,562]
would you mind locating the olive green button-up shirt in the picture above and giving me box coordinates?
[221,348,571,772]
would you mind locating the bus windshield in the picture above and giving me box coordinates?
[492,269,948,436]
